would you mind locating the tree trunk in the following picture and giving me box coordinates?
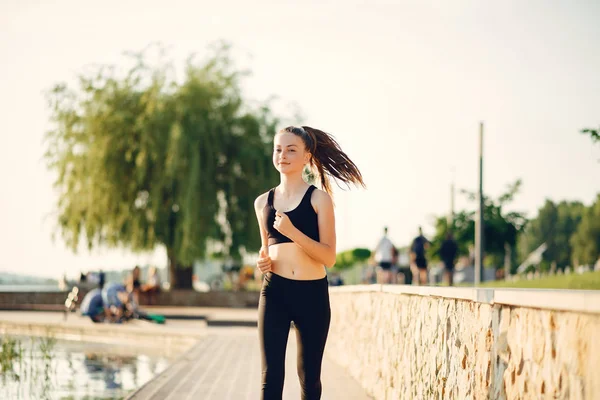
[167,247,194,289]
[168,248,178,289]
[504,243,512,278]
[174,265,194,289]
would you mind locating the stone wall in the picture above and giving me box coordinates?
[0,290,260,309]
[326,286,600,400]
[149,289,260,307]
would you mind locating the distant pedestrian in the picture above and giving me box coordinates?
[373,226,396,284]
[439,232,458,286]
[410,226,430,285]
[329,273,344,286]
[98,269,105,290]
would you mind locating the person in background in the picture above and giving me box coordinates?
[127,266,142,305]
[79,288,105,323]
[329,272,344,286]
[142,266,161,305]
[410,226,430,285]
[102,282,134,322]
[237,265,256,291]
[391,246,399,284]
[98,269,105,290]
[373,226,396,284]
[439,232,459,286]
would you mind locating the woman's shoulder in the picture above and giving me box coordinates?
[309,186,328,198]
[254,190,272,211]
[309,186,333,211]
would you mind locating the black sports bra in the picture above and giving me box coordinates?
[263,185,320,246]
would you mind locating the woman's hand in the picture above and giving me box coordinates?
[273,211,296,237]
[256,246,272,273]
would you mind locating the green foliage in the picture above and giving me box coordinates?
[474,270,600,290]
[570,195,600,266]
[45,43,281,285]
[581,127,599,143]
[430,179,527,269]
[517,200,585,269]
[428,211,474,260]
[351,248,372,260]
[517,195,599,269]
[581,127,600,162]
[335,248,371,270]
[0,337,21,375]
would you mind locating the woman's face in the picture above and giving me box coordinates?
[273,132,310,174]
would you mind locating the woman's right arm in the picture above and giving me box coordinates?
[254,193,272,273]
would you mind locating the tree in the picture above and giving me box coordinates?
[581,126,600,162]
[581,127,600,143]
[429,179,527,272]
[45,44,281,288]
[334,248,371,270]
[428,210,474,261]
[517,200,584,270]
[570,195,600,266]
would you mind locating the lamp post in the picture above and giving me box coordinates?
[475,122,485,284]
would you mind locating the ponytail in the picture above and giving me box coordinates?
[280,126,365,195]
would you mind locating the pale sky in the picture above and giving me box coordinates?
[1,0,599,279]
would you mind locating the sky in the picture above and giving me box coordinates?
[1,0,599,279]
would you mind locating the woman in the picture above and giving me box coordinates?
[254,126,364,399]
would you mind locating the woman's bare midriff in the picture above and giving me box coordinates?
[268,242,326,280]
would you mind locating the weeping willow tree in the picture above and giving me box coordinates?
[581,126,600,162]
[581,127,599,143]
[45,44,280,288]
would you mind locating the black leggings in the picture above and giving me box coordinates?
[258,272,331,400]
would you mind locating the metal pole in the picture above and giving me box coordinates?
[450,181,455,228]
[448,167,455,229]
[475,122,484,284]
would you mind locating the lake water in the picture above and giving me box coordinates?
[0,336,174,399]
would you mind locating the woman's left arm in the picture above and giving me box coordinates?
[284,190,336,267]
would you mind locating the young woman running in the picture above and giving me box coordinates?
[254,126,364,400]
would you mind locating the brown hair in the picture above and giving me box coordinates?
[280,126,365,195]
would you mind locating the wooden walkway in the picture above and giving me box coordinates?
[127,326,372,400]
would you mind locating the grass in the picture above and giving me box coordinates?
[471,270,600,290]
